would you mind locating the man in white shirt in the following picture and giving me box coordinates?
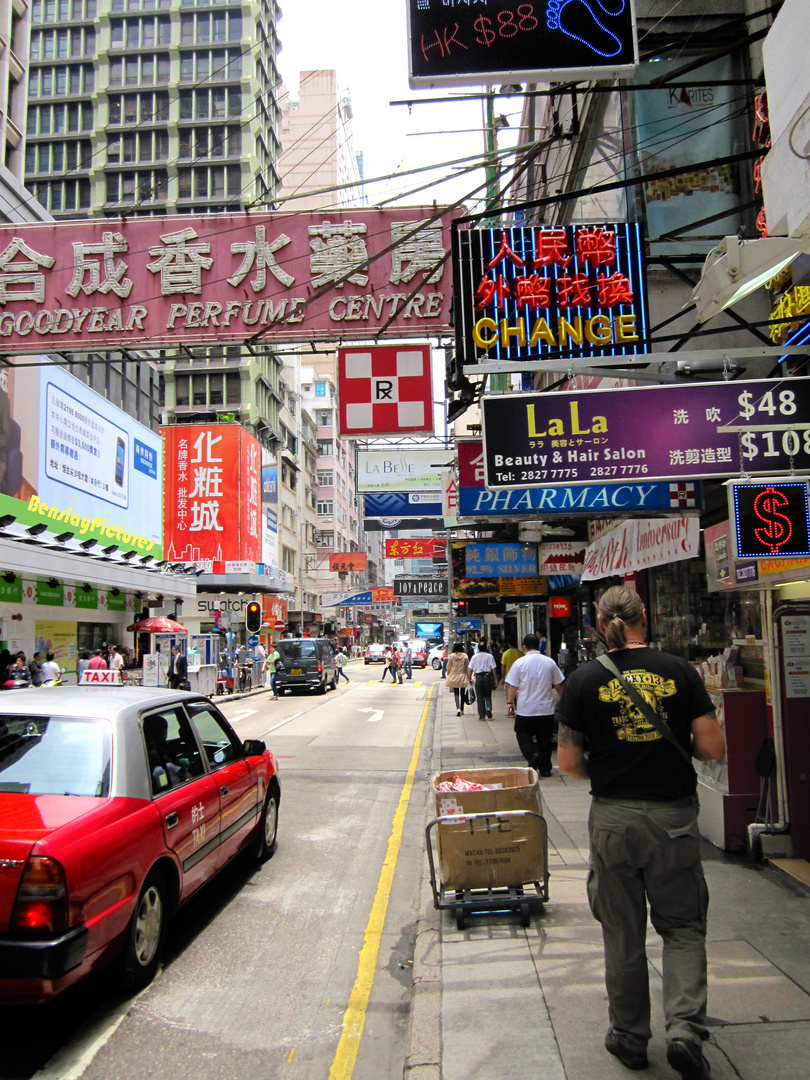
[468,642,499,719]
[108,645,124,673]
[506,634,565,776]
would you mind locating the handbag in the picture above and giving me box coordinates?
[596,654,692,765]
[465,685,476,705]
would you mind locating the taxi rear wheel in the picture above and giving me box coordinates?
[118,870,168,990]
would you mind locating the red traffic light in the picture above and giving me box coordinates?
[245,601,262,634]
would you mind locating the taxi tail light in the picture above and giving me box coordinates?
[11,856,68,935]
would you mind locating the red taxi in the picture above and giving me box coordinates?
[0,681,279,1005]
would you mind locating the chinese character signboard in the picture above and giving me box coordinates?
[385,537,447,558]
[454,223,647,365]
[481,379,810,489]
[339,345,434,437]
[457,439,701,516]
[407,0,638,88]
[161,424,261,563]
[464,543,539,578]
[0,361,163,556]
[0,209,456,354]
[328,552,368,572]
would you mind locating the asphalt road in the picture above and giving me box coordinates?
[1,662,439,1080]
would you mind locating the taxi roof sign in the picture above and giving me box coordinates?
[79,669,123,685]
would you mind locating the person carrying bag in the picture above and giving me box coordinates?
[446,643,472,716]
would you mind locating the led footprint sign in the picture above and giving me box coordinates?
[407,0,639,88]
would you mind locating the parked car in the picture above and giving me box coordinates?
[0,685,279,1005]
[275,637,337,693]
[363,644,388,665]
[428,645,445,670]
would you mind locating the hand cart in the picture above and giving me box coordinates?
[426,809,549,930]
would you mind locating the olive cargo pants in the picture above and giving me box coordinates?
[587,797,710,1047]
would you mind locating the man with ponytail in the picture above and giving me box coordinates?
[555,585,725,1080]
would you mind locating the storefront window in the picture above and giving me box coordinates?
[77,623,120,654]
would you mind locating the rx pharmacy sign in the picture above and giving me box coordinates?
[482,379,810,488]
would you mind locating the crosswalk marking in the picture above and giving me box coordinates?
[363,679,424,688]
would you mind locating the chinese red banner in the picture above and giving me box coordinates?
[161,424,262,563]
[328,552,368,572]
[385,537,447,559]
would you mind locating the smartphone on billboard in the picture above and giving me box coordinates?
[115,436,126,486]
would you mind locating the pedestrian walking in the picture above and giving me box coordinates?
[108,645,124,673]
[335,648,350,684]
[505,634,565,776]
[499,640,522,682]
[379,646,393,682]
[388,648,404,685]
[402,644,413,680]
[445,642,472,715]
[28,652,43,687]
[555,586,725,1079]
[87,649,107,670]
[441,643,449,679]
[167,645,187,689]
[262,640,280,698]
[468,642,498,719]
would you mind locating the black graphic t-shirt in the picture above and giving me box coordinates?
[554,647,715,800]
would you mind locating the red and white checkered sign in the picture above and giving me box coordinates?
[669,482,697,509]
[338,344,434,437]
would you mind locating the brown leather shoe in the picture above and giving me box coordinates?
[605,1029,648,1070]
[667,1039,711,1079]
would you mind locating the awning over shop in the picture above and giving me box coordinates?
[0,538,198,601]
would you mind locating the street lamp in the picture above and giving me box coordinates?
[690,234,806,323]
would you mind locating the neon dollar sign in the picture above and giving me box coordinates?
[474,16,496,46]
[753,486,793,553]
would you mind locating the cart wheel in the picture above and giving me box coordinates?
[520,902,530,928]
[455,908,466,931]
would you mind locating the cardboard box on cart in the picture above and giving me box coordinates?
[432,767,545,890]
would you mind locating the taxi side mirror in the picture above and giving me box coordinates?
[242,738,266,757]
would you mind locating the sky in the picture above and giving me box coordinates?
[275,0,524,213]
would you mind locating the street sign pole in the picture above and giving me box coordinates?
[446,533,454,644]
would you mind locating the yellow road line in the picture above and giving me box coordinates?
[328,688,434,1080]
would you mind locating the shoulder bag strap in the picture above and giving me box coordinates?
[596,653,693,765]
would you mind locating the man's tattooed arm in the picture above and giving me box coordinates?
[556,723,590,780]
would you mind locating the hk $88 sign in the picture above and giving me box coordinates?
[482,378,810,489]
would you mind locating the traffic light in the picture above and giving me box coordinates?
[245,601,262,634]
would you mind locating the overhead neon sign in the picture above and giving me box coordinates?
[453,222,648,364]
[731,480,810,559]
[407,0,639,87]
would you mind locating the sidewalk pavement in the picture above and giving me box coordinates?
[406,684,810,1080]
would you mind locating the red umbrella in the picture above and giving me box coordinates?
[127,616,189,633]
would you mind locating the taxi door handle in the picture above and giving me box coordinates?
[221,785,230,797]
[165,811,179,829]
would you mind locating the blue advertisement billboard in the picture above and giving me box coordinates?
[1,360,163,555]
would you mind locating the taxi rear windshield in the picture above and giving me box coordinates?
[0,715,112,797]
[278,641,317,660]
